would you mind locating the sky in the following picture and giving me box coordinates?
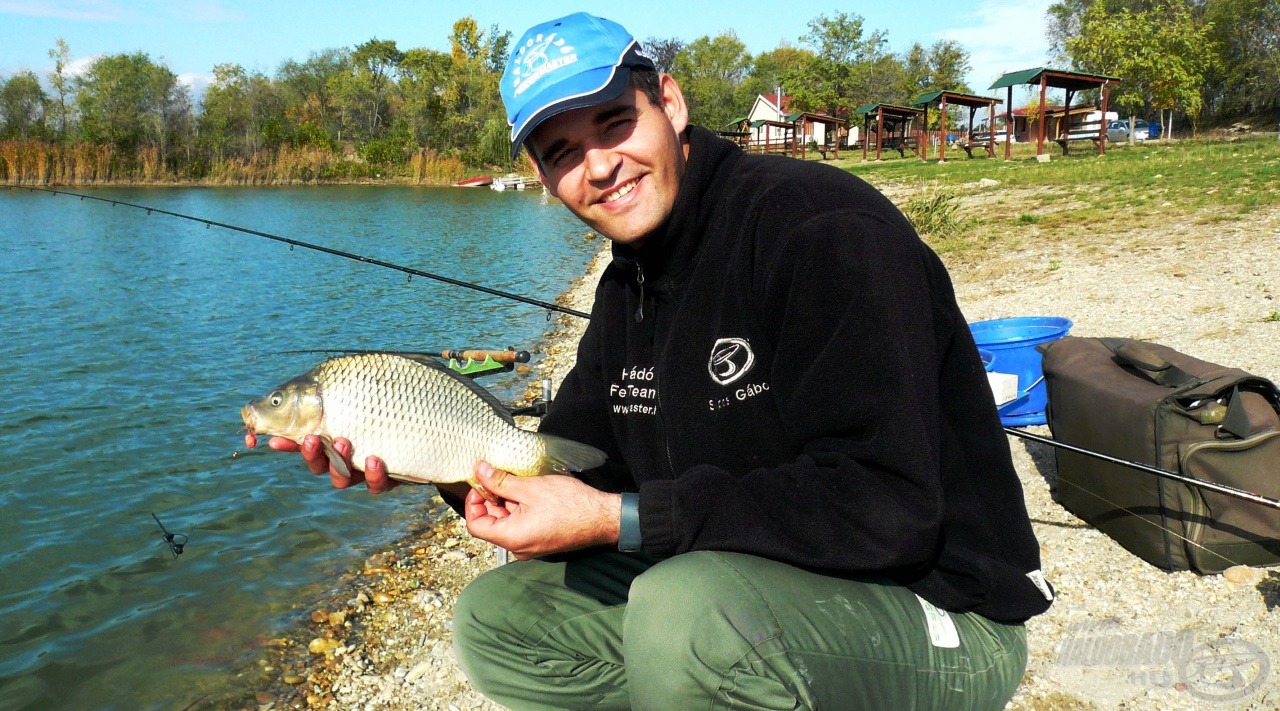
[0,0,1056,103]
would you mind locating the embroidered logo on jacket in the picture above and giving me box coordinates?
[708,338,755,386]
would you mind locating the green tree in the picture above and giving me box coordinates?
[785,11,890,117]
[46,38,74,141]
[201,63,253,158]
[1203,0,1280,117]
[1066,0,1216,137]
[0,71,48,139]
[671,32,752,129]
[348,38,405,139]
[76,52,188,163]
[735,44,814,110]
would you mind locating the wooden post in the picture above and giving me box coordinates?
[922,105,930,161]
[1062,89,1075,155]
[938,97,947,161]
[862,115,869,161]
[1099,82,1110,156]
[1005,87,1013,160]
[875,108,885,160]
[988,100,996,157]
[1037,75,1047,157]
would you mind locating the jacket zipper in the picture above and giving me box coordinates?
[634,263,646,323]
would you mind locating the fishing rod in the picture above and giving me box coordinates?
[1004,426,1280,510]
[9,185,591,320]
[28,186,1271,511]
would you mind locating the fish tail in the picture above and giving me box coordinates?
[535,434,607,475]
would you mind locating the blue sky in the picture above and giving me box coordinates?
[0,0,1055,101]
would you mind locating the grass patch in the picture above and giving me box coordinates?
[832,134,1280,250]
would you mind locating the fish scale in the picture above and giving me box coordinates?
[242,352,607,486]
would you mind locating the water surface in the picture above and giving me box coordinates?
[0,185,598,710]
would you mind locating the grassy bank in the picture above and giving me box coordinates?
[834,135,1280,260]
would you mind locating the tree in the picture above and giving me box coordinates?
[785,11,890,117]
[348,38,405,138]
[1065,0,1216,137]
[1203,0,1280,117]
[0,71,48,139]
[643,37,686,74]
[76,52,188,163]
[47,38,74,141]
[277,48,349,142]
[670,32,752,129]
[736,44,814,108]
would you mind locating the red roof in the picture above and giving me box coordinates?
[762,93,793,113]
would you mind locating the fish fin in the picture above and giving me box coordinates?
[318,437,353,479]
[467,476,501,504]
[392,353,517,425]
[537,434,608,474]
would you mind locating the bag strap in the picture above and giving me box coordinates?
[1099,338,1198,388]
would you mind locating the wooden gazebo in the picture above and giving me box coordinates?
[988,67,1120,159]
[853,103,924,161]
[791,111,845,159]
[911,91,1003,162]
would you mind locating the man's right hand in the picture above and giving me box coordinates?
[265,434,400,495]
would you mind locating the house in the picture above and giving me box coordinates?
[729,93,858,153]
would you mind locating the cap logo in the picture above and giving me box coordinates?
[511,33,578,97]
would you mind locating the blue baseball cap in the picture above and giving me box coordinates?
[502,13,655,160]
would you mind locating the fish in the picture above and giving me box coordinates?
[241,352,606,491]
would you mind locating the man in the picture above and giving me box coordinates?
[276,12,1053,709]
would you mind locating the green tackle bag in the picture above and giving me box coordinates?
[1040,336,1280,574]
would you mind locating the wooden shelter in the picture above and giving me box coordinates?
[988,67,1120,159]
[911,91,1003,162]
[791,112,845,159]
[853,103,924,161]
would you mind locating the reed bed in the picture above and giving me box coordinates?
[0,140,477,186]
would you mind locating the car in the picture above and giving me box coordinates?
[1107,119,1151,143]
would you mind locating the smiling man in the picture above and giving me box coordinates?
[440,11,1055,710]
[277,11,1053,709]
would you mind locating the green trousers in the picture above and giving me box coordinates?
[453,550,1027,710]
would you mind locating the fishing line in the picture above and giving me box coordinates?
[9,185,591,320]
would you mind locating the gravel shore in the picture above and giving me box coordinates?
[239,193,1280,710]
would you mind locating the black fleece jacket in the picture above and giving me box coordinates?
[539,126,1053,624]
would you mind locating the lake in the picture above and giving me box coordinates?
[0,185,600,710]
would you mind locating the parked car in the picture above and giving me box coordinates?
[1107,119,1152,143]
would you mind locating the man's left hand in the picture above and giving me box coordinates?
[464,462,621,560]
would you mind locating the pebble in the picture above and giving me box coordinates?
[308,637,340,655]
[1222,565,1261,585]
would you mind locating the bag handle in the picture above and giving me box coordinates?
[1099,338,1197,388]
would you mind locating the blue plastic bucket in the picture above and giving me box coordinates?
[969,316,1072,426]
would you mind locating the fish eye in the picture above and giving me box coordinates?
[269,391,283,407]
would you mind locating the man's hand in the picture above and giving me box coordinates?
[263,434,401,494]
[464,462,621,560]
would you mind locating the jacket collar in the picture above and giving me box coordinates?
[611,125,741,289]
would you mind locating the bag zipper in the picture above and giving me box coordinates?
[1179,430,1280,557]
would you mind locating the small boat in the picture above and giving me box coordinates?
[454,175,494,188]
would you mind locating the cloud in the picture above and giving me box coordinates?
[0,0,125,21]
[939,0,1055,98]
